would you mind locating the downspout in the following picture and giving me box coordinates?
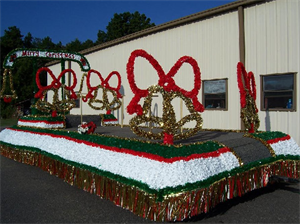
[68,61,71,88]
[238,5,246,130]
[68,61,71,115]
[238,6,245,65]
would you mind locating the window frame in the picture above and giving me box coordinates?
[202,78,228,111]
[260,73,297,112]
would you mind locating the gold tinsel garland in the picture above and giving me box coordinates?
[0,69,18,102]
[33,86,76,114]
[87,86,121,111]
[237,62,260,133]
[77,73,87,95]
[240,92,260,132]
[129,85,203,142]
[77,73,122,111]
[2,144,298,222]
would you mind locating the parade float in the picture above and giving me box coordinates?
[0,49,299,222]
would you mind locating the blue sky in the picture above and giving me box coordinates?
[0,0,235,45]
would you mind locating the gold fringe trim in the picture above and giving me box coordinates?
[1,144,299,222]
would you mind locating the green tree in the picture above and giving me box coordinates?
[33,36,56,50]
[65,38,95,52]
[0,26,23,53]
[100,11,155,42]
[0,26,23,75]
[11,59,35,102]
[65,38,83,52]
[82,39,95,50]
[96,30,107,44]
[24,32,34,48]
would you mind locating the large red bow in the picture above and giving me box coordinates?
[83,69,122,102]
[127,49,204,116]
[35,67,77,100]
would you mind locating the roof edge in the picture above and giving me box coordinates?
[46,0,267,67]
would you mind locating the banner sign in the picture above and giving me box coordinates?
[3,48,90,71]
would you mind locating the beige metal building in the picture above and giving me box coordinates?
[48,0,300,145]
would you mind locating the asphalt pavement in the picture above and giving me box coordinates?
[1,152,299,223]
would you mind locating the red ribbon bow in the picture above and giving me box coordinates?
[35,67,77,100]
[83,69,122,102]
[3,96,12,103]
[127,49,204,116]
[237,62,257,109]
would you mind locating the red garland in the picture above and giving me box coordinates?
[87,121,97,134]
[84,69,122,102]
[237,62,257,109]
[267,135,291,144]
[35,67,78,100]
[237,62,259,133]
[35,67,56,99]
[249,123,254,133]
[126,49,204,116]
[18,119,64,125]
[52,110,57,117]
[103,118,118,122]
[163,132,174,145]
[60,69,78,99]
[237,62,247,108]
[3,96,12,103]
[248,71,256,100]
[80,121,97,134]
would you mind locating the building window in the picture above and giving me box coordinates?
[202,79,227,110]
[261,73,296,111]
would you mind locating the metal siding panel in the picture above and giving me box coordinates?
[266,1,277,73]
[43,0,299,145]
[276,0,288,72]
[287,0,300,72]
[245,0,300,145]
[47,11,239,132]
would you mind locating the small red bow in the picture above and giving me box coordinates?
[86,121,97,134]
[83,69,122,102]
[3,96,12,103]
[35,67,77,100]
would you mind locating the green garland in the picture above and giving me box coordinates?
[19,116,65,122]
[250,131,287,141]
[12,125,225,159]
[101,114,117,120]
